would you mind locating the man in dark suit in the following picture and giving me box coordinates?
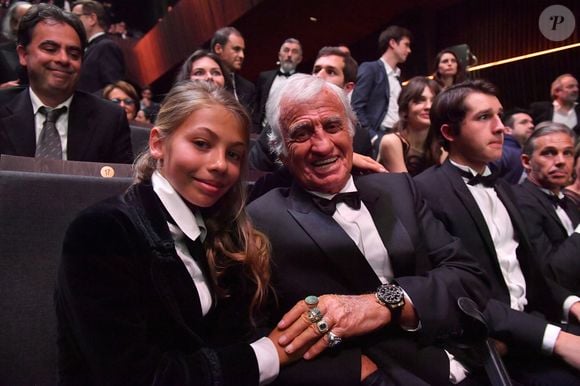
[351,25,411,157]
[71,0,125,94]
[248,74,490,385]
[211,27,256,119]
[0,4,133,164]
[514,122,580,293]
[415,80,580,384]
[253,38,303,133]
[530,74,579,136]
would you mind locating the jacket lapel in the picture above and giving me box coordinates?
[442,161,499,261]
[66,92,97,160]
[356,179,415,275]
[128,183,205,331]
[287,183,380,291]
[521,179,567,234]
[2,89,36,156]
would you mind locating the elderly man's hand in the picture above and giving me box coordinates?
[275,294,392,360]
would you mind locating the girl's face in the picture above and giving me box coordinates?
[190,57,226,88]
[438,52,458,77]
[150,105,246,207]
[108,87,137,120]
[407,86,434,130]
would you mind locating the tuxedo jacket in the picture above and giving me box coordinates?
[55,182,260,386]
[77,34,126,93]
[415,161,572,350]
[351,60,390,138]
[513,179,580,293]
[252,69,277,131]
[529,101,580,135]
[248,172,489,386]
[0,88,133,163]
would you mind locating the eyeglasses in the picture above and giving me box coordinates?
[110,98,135,105]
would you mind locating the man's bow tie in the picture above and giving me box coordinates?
[456,168,498,188]
[277,70,291,77]
[312,192,361,215]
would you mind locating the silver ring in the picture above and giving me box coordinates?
[326,331,342,348]
[316,318,329,334]
[304,295,319,308]
[306,307,323,323]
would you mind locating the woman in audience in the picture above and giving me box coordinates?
[55,81,295,385]
[175,49,231,89]
[103,80,147,122]
[377,76,444,176]
[564,143,580,208]
[433,49,466,89]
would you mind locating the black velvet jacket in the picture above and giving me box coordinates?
[55,181,260,386]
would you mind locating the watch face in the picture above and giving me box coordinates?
[378,284,404,305]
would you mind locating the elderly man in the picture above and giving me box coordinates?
[248,74,489,385]
[515,122,580,294]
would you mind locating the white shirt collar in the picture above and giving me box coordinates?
[379,57,401,77]
[449,159,492,177]
[152,171,206,242]
[29,87,73,113]
[88,31,105,43]
[307,175,357,200]
[553,99,578,113]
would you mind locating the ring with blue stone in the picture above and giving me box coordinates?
[304,295,319,308]
[306,307,323,323]
[316,318,330,334]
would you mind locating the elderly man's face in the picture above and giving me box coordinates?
[280,90,353,194]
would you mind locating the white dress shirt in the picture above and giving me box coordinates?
[379,58,401,130]
[451,161,572,354]
[552,100,578,131]
[152,171,279,384]
[29,88,73,160]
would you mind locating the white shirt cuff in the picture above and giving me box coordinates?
[542,324,562,355]
[445,351,469,384]
[562,296,580,322]
[399,291,422,331]
[250,337,280,385]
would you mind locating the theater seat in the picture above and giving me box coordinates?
[130,124,152,159]
[0,171,132,385]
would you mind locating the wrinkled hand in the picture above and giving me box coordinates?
[352,153,388,174]
[569,302,580,323]
[276,294,391,360]
[554,331,580,370]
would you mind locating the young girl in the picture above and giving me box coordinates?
[55,81,289,385]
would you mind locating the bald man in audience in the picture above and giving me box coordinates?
[530,74,579,135]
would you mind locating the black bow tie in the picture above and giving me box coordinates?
[456,168,498,188]
[545,193,567,209]
[277,70,291,77]
[312,192,361,215]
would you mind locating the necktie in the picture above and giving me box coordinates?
[277,70,291,77]
[546,194,580,228]
[36,106,67,159]
[312,192,361,215]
